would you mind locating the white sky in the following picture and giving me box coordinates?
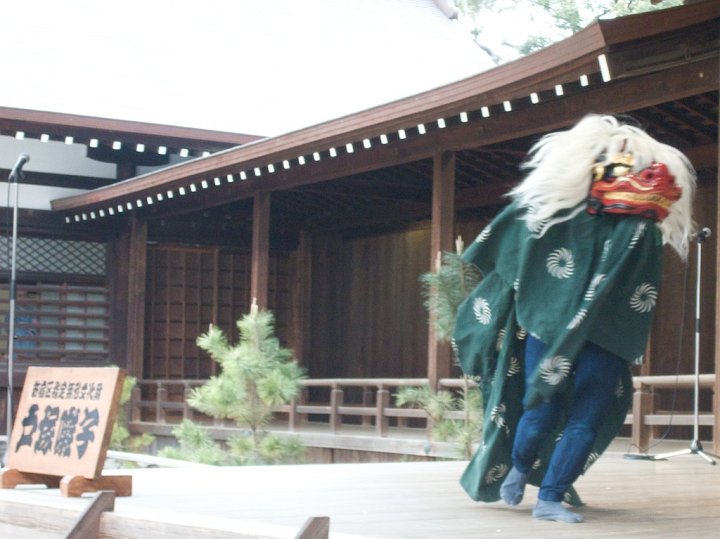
[1,0,496,137]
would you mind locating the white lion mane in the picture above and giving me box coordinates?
[508,114,697,258]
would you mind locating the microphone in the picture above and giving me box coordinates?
[697,227,711,243]
[8,153,30,181]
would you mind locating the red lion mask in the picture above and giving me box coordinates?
[587,153,682,222]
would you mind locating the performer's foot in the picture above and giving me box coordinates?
[533,500,583,523]
[500,466,527,505]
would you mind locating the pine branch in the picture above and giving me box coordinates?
[172,303,307,464]
[420,250,481,342]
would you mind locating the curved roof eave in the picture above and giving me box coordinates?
[51,1,720,216]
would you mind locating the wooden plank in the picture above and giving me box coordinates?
[633,373,715,388]
[644,414,715,426]
[0,497,80,538]
[65,490,115,539]
[300,378,428,387]
[5,450,718,538]
[293,517,329,539]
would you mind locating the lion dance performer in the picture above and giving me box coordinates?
[453,114,696,523]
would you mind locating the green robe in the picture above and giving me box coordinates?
[454,201,663,505]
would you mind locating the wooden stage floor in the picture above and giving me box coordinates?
[1,440,719,538]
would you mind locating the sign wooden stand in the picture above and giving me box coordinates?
[1,366,132,497]
[0,468,132,496]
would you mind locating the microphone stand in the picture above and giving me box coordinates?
[4,160,24,461]
[652,227,716,464]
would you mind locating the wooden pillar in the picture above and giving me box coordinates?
[107,217,146,378]
[251,191,270,309]
[107,161,140,375]
[427,151,455,390]
[126,216,147,379]
[107,231,129,372]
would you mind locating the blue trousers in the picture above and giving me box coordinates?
[511,335,625,502]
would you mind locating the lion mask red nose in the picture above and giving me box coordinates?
[587,157,681,222]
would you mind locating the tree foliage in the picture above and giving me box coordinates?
[190,308,304,438]
[455,0,684,61]
[415,243,484,458]
[419,249,481,343]
[395,382,482,459]
[160,305,306,465]
[110,374,154,455]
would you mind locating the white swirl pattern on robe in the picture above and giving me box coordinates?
[539,355,572,385]
[630,283,658,313]
[546,248,575,278]
[473,297,492,325]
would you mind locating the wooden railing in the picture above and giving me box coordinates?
[130,374,716,452]
[627,373,715,453]
[130,377,475,438]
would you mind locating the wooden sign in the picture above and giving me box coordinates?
[6,366,125,480]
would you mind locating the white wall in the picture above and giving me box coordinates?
[0,135,117,178]
[0,134,191,210]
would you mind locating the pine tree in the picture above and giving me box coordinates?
[394,383,482,459]
[161,301,306,465]
[110,374,154,455]
[410,237,484,457]
[420,239,482,342]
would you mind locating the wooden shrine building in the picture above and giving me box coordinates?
[1,2,719,457]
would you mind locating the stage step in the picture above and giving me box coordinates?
[0,488,340,539]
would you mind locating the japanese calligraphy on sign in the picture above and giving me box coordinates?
[7,366,125,479]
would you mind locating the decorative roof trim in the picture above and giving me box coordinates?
[50,1,719,219]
